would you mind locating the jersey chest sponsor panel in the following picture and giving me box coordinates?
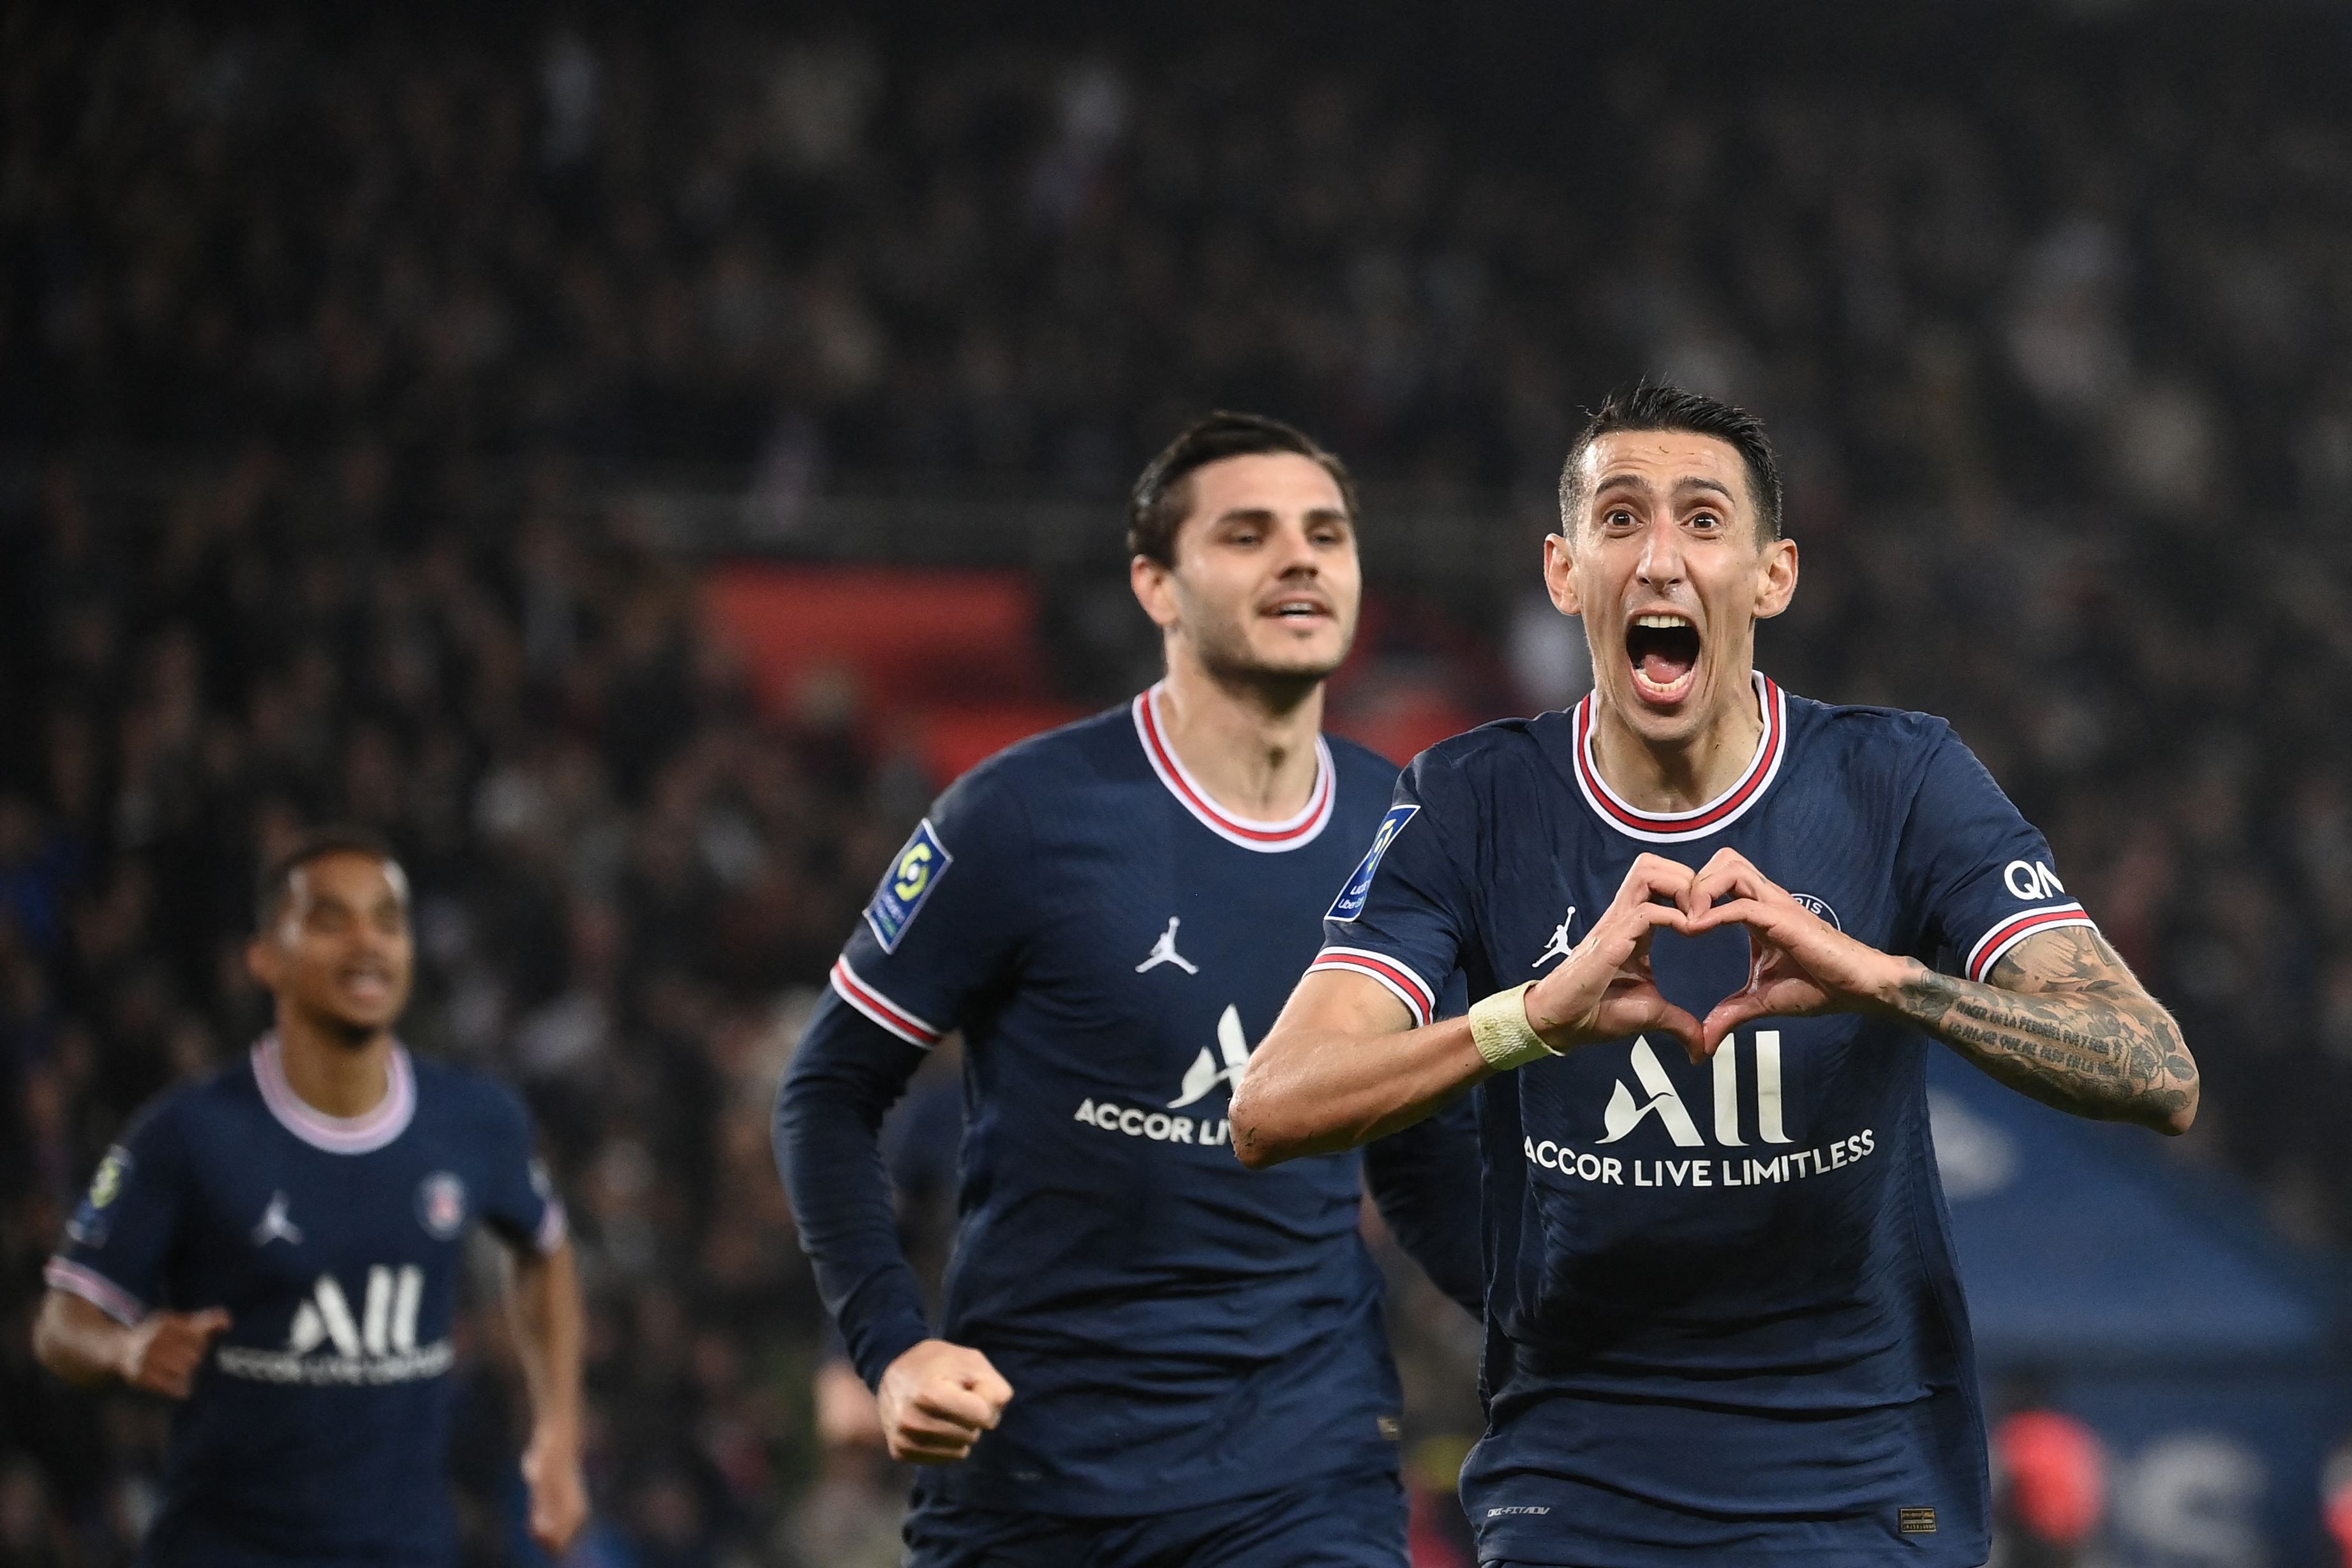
[1320,684,2082,1564]
[48,1042,561,1562]
[832,698,1408,1511]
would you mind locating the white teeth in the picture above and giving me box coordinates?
[1632,614,1693,630]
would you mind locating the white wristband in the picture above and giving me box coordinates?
[1468,982,1556,1071]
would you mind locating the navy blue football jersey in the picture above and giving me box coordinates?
[45,1037,564,1567]
[1315,675,2094,1567]
[814,688,1465,1516]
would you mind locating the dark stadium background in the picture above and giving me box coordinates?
[6,2,2352,1563]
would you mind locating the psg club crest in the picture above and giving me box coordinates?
[416,1172,468,1239]
[1790,893,1842,931]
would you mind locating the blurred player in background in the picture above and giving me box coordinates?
[32,830,587,1564]
[776,411,1483,1567]
[1234,384,2198,1567]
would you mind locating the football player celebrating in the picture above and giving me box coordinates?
[34,831,587,1564]
[1233,383,2197,1568]
[776,412,1482,1568]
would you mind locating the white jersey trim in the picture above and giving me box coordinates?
[1132,685,1336,852]
[252,1035,416,1155]
[1572,673,1786,843]
[1308,945,1438,1029]
[830,957,944,1047]
[44,1257,145,1325]
[1964,903,2095,982]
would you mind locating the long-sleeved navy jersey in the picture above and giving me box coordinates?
[47,1037,564,1566]
[776,688,1482,1517]
[1316,674,2100,1567]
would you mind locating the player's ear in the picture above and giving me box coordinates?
[245,935,280,991]
[1544,530,1581,617]
[1129,553,1182,633]
[1752,536,1798,621]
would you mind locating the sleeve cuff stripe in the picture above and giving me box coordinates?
[830,958,942,1047]
[535,1199,569,1255]
[1309,950,1436,1028]
[1966,906,2095,982]
[44,1258,144,1326]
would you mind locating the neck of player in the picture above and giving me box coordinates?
[1154,651,1325,822]
[277,1007,396,1120]
[1588,660,1763,814]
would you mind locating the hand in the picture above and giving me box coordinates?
[118,1308,231,1398]
[521,1429,589,1555]
[875,1339,1013,1465]
[1684,848,1908,1054]
[1524,854,1704,1063]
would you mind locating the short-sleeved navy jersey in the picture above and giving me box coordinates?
[46,1037,564,1567]
[821,689,1441,1516]
[1316,675,2094,1567]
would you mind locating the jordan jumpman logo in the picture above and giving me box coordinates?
[1135,917,1200,975]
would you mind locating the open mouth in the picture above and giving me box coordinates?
[1265,595,1331,624]
[1625,612,1701,704]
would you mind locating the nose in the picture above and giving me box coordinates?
[1635,515,1685,592]
[1270,519,1321,578]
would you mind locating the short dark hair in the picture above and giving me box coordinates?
[255,826,407,931]
[1556,382,1784,540]
[1126,411,1358,567]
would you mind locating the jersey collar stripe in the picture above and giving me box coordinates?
[43,1257,145,1326]
[251,1035,417,1155]
[830,957,943,1047]
[1571,674,1785,843]
[1131,685,1336,852]
[1310,946,1436,1027]
[1965,904,2094,982]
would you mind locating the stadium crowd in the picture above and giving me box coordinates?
[5,4,2352,1564]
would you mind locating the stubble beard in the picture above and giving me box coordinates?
[1187,600,1350,710]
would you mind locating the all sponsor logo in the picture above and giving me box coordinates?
[1074,1004,1253,1148]
[1522,1031,1877,1192]
[863,818,953,952]
[216,1266,454,1386]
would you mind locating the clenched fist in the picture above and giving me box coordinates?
[119,1307,232,1398]
[876,1339,1014,1464]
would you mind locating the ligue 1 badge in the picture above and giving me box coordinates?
[417,1172,468,1239]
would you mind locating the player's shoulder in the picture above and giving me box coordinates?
[1404,712,1555,792]
[112,1051,265,1156]
[1781,689,1959,776]
[933,700,1141,819]
[407,1053,534,1148]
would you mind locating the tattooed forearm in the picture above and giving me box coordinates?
[1889,927,2198,1135]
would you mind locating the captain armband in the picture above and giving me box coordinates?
[1468,982,1558,1072]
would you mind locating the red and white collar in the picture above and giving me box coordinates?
[1572,672,1787,843]
[1131,684,1336,853]
[251,1033,416,1155]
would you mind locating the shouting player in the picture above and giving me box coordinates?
[1232,383,2198,1567]
[33,829,588,1563]
[775,412,1482,1567]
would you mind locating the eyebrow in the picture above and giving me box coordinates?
[1210,507,1351,526]
[1592,474,1737,504]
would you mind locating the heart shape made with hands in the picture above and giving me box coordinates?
[1530,848,1904,1065]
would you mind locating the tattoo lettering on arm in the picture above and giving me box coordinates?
[1891,926,2198,1135]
